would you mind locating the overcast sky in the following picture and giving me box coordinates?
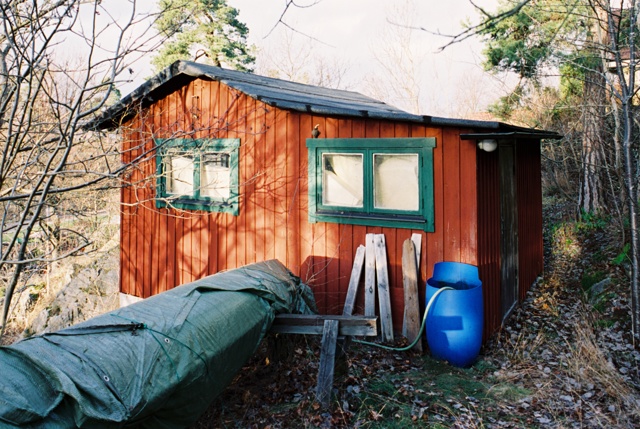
[227,0,507,118]
[115,0,508,119]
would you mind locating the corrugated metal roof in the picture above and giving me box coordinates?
[86,60,560,139]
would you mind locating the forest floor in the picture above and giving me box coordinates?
[193,199,640,428]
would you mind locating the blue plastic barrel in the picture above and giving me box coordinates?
[426,262,483,367]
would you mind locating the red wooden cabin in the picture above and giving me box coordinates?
[90,61,559,340]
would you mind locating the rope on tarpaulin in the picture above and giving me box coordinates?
[28,314,211,386]
[109,313,211,382]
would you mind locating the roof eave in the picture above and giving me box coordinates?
[460,131,563,140]
[86,62,194,131]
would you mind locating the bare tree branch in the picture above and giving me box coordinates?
[410,0,533,51]
[0,0,167,333]
[263,0,329,46]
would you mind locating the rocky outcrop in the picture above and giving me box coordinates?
[14,235,119,339]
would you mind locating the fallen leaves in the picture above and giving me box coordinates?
[192,202,639,428]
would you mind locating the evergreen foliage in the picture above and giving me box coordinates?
[477,0,640,343]
[152,0,255,73]
[479,0,591,115]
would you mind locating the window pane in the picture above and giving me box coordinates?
[373,154,419,211]
[166,151,194,196]
[322,153,363,207]
[201,152,231,199]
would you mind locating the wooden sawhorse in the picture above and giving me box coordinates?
[271,314,378,407]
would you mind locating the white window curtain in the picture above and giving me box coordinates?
[201,153,231,199]
[322,153,363,207]
[167,152,194,196]
[373,154,419,211]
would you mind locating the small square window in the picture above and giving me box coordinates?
[155,138,239,214]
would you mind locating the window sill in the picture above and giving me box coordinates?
[156,198,238,215]
[311,211,433,231]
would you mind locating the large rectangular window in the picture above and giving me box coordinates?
[156,138,239,214]
[307,138,435,231]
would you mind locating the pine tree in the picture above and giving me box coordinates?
[152,0,255,73]
[479,0,609,217]
[477,0,640,343]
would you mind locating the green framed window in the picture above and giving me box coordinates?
[155,138,239,214]
[307,138,435,231]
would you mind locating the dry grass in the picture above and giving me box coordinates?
[565,309,640,419]
[497,329,547,370]
[487,277,640,428]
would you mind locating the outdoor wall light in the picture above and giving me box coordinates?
[477,139,498,152]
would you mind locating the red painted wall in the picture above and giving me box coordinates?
[119,78,541,338]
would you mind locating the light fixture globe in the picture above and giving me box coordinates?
[477,139,498,152]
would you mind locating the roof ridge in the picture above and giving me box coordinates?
[85,60,558,137]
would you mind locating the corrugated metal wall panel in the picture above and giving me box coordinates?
[517,141,544,299]
[476,149,502,340]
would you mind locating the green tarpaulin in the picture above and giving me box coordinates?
[0,260,316,428]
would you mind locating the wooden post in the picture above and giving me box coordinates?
[272,314,378,407]
[343,245,365,316]
[402,239,421,351]
[364,234,376,317]
[374,234,393,342]
[340,245,365,360]
[316,319,339,407]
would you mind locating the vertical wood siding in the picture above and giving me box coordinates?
[118,78,539,339]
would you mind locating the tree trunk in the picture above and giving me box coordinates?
[579,69,606,216]
[621,103,640,344]
[610,0,640,346]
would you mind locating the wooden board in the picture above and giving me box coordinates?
[374,234,394,342]
[411,233,422,273]
[364,234,376,317]
[315,319,339,407]
[343,245,365,316]
[443,127,462,262]
[402,239,421,352]
[272,314,377,336]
